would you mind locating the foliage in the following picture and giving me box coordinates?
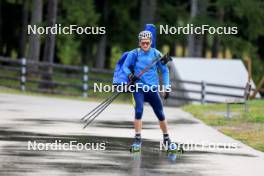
[57,0,99,65]
[0,0,263,81]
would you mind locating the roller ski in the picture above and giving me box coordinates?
[130,136,142,153]
[166,143,184,162]
[163,135,184,154]
[167,143,184,154]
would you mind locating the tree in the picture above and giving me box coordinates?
[18,0,29,58]
[0,0,21,57]
[28,0,43,64]
[187,0,208,57]
[140,0,157,30]
[57,0,99,66]
[217,0,264,82]
[40,0,58,88]
[95,0,108,68]
[156,0,189,56]
[0,0,2,55]
[43,0,57,65]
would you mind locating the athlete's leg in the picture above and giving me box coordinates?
[147,91,171,143]
[130,90,144,150]
[147,91,166,122]
[134,120,142,133]
[159,120,169,134]
[133,90,144,134]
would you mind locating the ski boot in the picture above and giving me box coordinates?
[163,137,184,154]
[163,137,175,153]
[167,142,184,154]
[130,137,142,153]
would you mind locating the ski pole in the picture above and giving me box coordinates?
[81,54,172,128]
[83,91,122,128]
[82,91,120,123]
[81,83,129,122]
[80,91,119,121]
[83,82,138,128]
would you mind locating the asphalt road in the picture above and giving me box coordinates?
[0,93,264,176]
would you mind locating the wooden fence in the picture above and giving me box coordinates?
[169,79,257,105]
[0,56,260,104]
[0,56,113,97]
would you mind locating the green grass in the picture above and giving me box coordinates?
[0,86,132,105]
[183,100,264,152]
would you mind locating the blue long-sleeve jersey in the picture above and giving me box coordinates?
[122,48,170,87]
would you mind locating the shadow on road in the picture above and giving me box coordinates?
[0,128,204,176]
[0,117,256,175]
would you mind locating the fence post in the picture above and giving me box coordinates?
[20,58,27,91]
[83,66,89,98]
[201,81,206,104]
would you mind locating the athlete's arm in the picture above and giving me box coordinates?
[158,62,170,87]
[155,49,170,87]
[122,51,134,76]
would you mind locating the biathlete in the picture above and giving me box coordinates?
[122,30,173,152]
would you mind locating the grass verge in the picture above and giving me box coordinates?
[183,100,264,152]
[0,87,131,105]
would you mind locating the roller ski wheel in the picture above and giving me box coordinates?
[166,142,184,154]
[130,143,141,153]
[167,147,184,154]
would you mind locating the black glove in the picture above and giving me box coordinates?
[160,54,172,65]
[163,91,170,99]
[128,74,139,84]
[163,86,171,99]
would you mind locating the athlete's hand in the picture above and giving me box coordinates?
[128,74,139,84]
[163,91,170,99]
[160,54,172,65]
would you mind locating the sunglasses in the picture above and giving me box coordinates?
[141,41,150,46]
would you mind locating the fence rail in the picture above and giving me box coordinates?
[0,57,113,98]
[0,56,261,104]
[170,78,257,104]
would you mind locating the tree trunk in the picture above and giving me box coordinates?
[41,0,58,89]
[169,41,177,56]
[140,0,157,30]
[187,0,207,57]
[0,0,3,55]
[212,36,220,58]
[212,8,224,58]
[28,0,42,72]
[188,34,204,57]
[202,33,207,57]
[187,0,198,57]
[95,35,107,68]
[95,0,108,69]
[18,0,29,58]
[83,45,90,65]
[105,45,111,69]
